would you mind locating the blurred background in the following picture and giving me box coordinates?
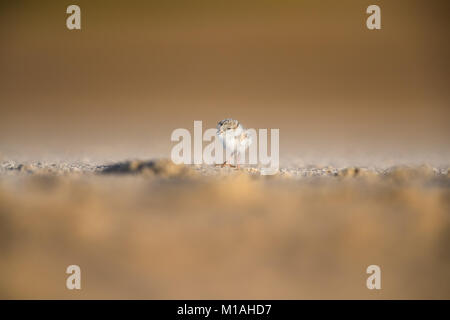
[0,0,449,165]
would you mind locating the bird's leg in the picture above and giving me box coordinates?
[217,151,238,168]
[236,152,241,169]
[226,152,237,168]
[222,152,236,168]
[215,160,227,167]
[219,153,231,167]
[215,152,229,167]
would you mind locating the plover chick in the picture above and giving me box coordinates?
[216,118,252,168]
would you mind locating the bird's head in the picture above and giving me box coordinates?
[217,118,241,136]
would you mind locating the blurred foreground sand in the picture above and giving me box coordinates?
[0,160,449,299]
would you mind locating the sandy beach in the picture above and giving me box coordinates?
[1,160,449,299]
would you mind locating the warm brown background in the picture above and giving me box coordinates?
[1,0,449,164]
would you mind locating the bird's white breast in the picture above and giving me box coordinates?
[218,132,239,151]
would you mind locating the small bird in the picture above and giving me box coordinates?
[216,118,252,168]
